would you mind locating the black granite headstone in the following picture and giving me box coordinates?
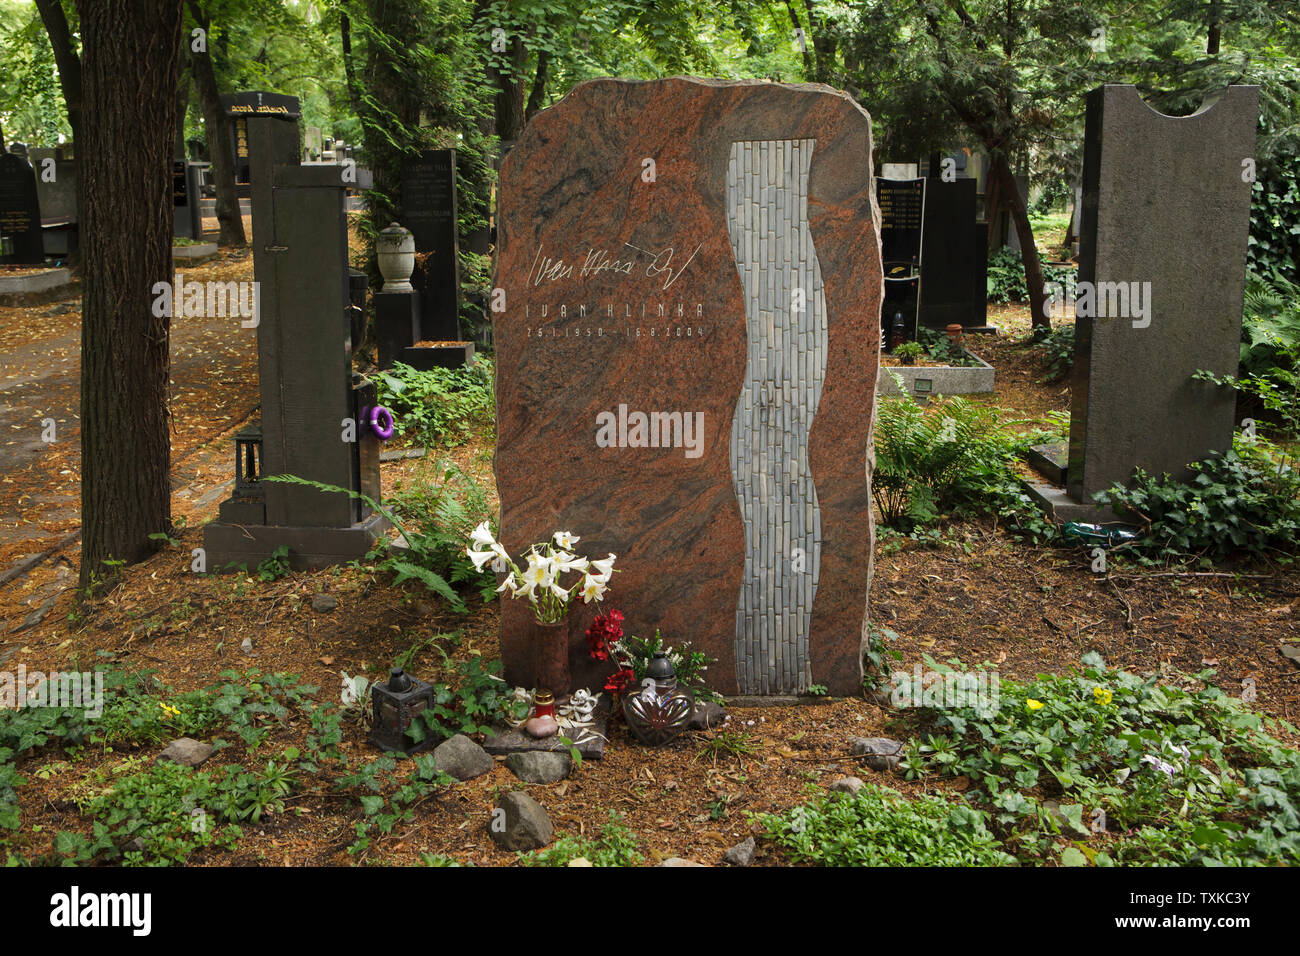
[221,91,301,189]
[401,149,461,340]
[919,178,985,329]
[0,153,43,264]
[877,176,925,341]
[172,160,203,239]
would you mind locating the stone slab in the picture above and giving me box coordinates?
[1067,85,1257,501]
[202,512,387,572]
[1021,479,1122,524]
[494,78,879,697]
[877,350,994,398]
[481,700,610,760]
[1026,440,1068,485]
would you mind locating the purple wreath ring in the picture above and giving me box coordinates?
[365,405,395,441]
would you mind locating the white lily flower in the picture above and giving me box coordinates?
[470,521,495,547]
[518,559,552,597]
[553,550,590,574]
[548,581,569,601]
[496,573,518,594]
[553,530,580,549]
[466,547,496,571]
[589,553,617,582]
[580,574,608,603]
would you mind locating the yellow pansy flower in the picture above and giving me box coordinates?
[1025,698,1044,712]
[1093,687,1113,706]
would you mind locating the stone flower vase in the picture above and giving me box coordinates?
[376,222,415,293]
[531,617,569,696]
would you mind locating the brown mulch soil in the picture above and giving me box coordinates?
[1,263,1298,866]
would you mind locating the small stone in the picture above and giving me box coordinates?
[658,857,706,867]
[568,857,593,866]
[240,636,254,655]
[722,836,756,866]
[433,734,494,781]
[157,737,214,768]
[506,750,570,784]
[489,791,553,850]
[311,593,338,613]
[689,700,728,730]
[43,302,75,317]
[829,776,865,796]
[851,736,904,771]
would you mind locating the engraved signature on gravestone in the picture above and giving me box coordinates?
[528,240,703,290]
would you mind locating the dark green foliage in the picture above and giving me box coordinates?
[387,459,498,604]
[373,358,495,448]
[1247,150,1300,282]
[522,811,643,866]
[1239,271,1300,378]
[757,783,1014,866]
[407,654,525,743]
[1028,325,1075,383]
[897,653,1300,866]
[1094,448,1300,562]
[986,246,1077,305]
[618,630,721,703]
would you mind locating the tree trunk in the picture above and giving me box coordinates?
[492,36,527,142]
[992,155,1049,331]
[74,0,183,589]
[175,58,190,159]
[525,48,549,122]
[188,0,246,247]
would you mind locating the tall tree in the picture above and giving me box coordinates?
[74,0,184,589]
[187,0,247,247]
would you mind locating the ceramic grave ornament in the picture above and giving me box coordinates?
[494,77,881,696]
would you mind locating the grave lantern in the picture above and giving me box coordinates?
[233,425,263,498]
[369,668,437,754]
[622,653,695,747]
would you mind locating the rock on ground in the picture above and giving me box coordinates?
[658,857,706,867]
[851,736,904,771]
[311,593,338,612]
[433,734,494,781]
[156,738,214,767]
[723,836,756,866]
[489,791,554,851]
[505,750,570,784]
[689,701,728,730]
[829,776,865,796]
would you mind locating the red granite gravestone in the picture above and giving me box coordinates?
[494,77,881,697]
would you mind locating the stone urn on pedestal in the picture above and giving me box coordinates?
[376,222,415,293]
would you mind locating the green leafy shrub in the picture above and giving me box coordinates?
[387,459,498,604]
[615,630,721,703]
[986,246,1077,305]
[522,811,644,866]
[1028,325,1075,382]
[1094,447,1300,562]
[917,327,981,367]
[897,653,1300,865]
[264,474,468,612]
[893,341,924,364]
[408,655,525,744]
[373,357,494,448]
[757,783,1014,866]
[873,394,1024,527]
[1239,272,1300,378]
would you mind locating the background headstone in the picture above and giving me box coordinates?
[918,177,986,330]
[494,77,880,696]
[203,113,384,570]
[0,153,43,264]
[1064,84,1258,508]
[877,176,925,341]
[401,149,461,341]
